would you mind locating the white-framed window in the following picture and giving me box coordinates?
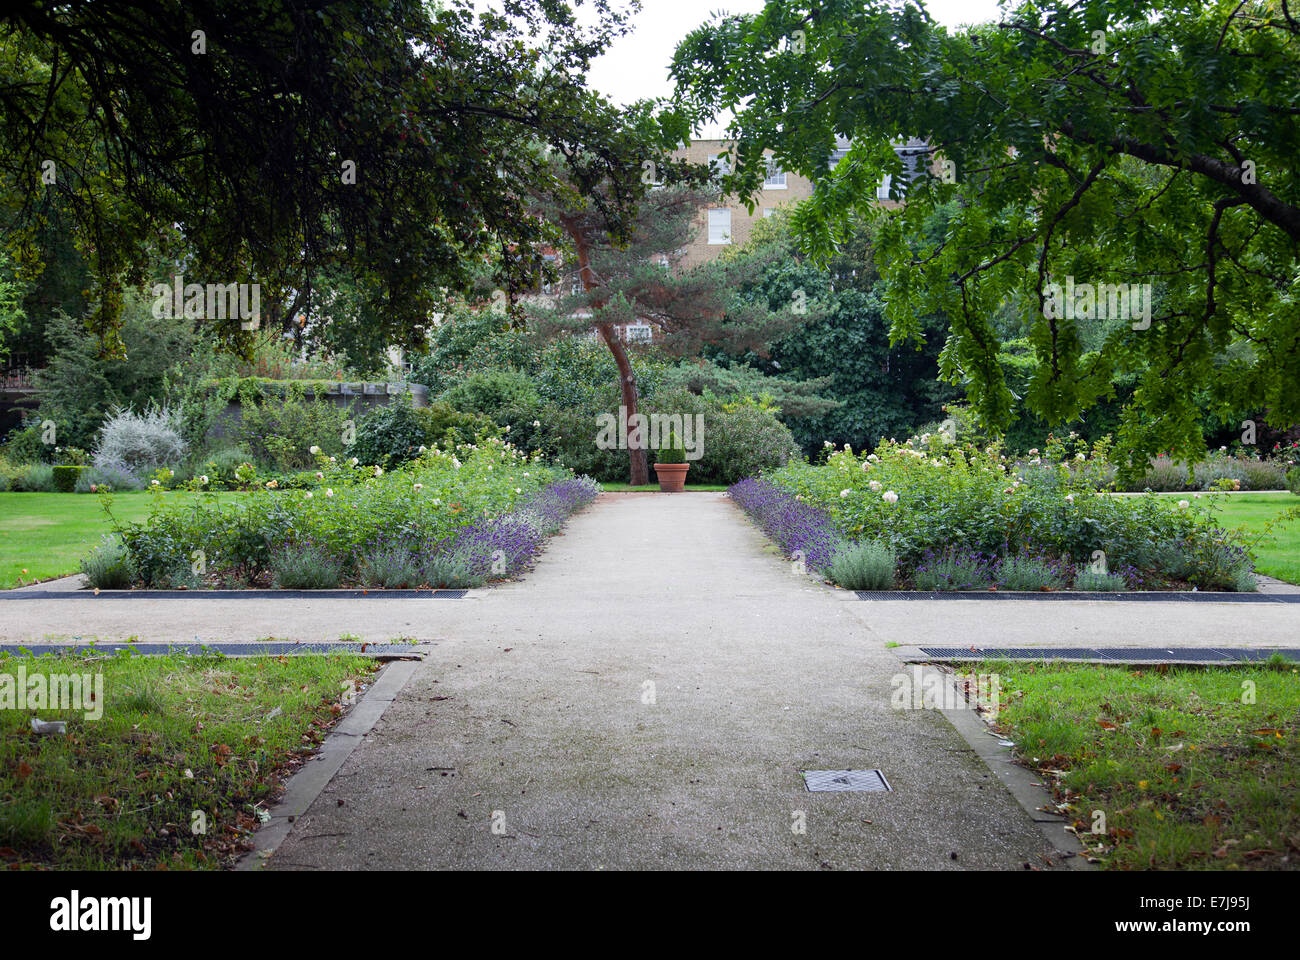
[763,160,787,189]
[707,208,732,245]
[708,153,731,177]
[623,324,652,343]
[763,208,776,219]
[876,173,894,200]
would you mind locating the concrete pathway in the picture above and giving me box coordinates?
[259,493,1064,869]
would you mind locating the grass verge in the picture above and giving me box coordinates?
[0,649,376,869]
[986,660,1300,870]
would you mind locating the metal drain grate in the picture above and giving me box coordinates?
[0,588,469,600]
[854,590,1298,603]
[803,769,892,792]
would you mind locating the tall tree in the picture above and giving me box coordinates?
[0,0,668,354]
[522,171,815,483]
[671,0,1300,474]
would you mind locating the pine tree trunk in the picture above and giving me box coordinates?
[563,215,648,485]
[596,322,648,485]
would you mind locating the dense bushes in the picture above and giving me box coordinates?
[232,392,354,472]
[732,435,1259,591]
[93,407,187,477]
[100,439,596,588]
[349,399,495,468]
[537,387,801,485]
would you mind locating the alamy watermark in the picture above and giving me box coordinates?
[151,274,261,329]
[1043,276,1153,330]
[891,666,999,718]
[0,665,103,720]
[595,406,705,460]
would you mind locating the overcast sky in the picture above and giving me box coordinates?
[586,0,1005,135]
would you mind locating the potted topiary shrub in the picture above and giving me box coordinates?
[653,429,690,492]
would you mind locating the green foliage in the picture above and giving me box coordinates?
[725,218,957,455]
[24,293,215,450]
[108,440,563,587]
[51,465,86,493]
[422,555,487,589]
[440,368,542,450]
[5,1,681,351]
[355,547,422,589]
[349,400,432,470]
[350,399,496,469]
[995,555,1067,592]
[271,543,345,590]
[233,394,354,472]
[913,550,993,592]
[656,429,687,465]
[9,462,54,492]
[1073,569,1127,592]
[827,540,896,590]
[672,2,1300,474]
[79,535,134,589]
[765,436,1256,591]
[1288,467,1300,496]
[0,423,50,464]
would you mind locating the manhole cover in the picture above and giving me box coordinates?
[803,769,892,792]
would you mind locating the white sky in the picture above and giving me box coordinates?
[587,0,1006,135]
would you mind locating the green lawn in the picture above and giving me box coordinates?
[1204,492,1300,584]
[990,660,1300,870]
[0,491,247,589]
[0,649,376,869]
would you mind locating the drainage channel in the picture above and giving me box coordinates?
[0,589,468,600]
[856,591,1300,603]
[910,647,1300,664]
[0,641,430,659]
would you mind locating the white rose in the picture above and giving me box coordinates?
[869,480,882,491]
[839,489,850,498]
[325,488,334,497]
[1178,499,1190,509]
[309,445,321,455]
[882,491,899,503]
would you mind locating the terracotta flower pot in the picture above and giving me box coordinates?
[653,462,690,492]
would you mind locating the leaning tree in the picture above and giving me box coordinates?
[519,159,817,484]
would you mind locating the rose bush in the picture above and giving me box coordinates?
[733,433,1257,591]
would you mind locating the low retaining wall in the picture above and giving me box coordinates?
[207,381,429,441]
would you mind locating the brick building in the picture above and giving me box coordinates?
[674,137,930,267]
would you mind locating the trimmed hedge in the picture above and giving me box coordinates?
[52,465,88,493]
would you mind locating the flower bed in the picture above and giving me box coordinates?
[731,435,1260,592]
[85,438,597,589]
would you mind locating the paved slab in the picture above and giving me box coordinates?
[262,493,1065,870]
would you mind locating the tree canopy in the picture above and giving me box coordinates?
[1,0,684,354]
[671,0,1300,471]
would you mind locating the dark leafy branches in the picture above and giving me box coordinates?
[670,0,1300,469]
[0,0,673,356]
